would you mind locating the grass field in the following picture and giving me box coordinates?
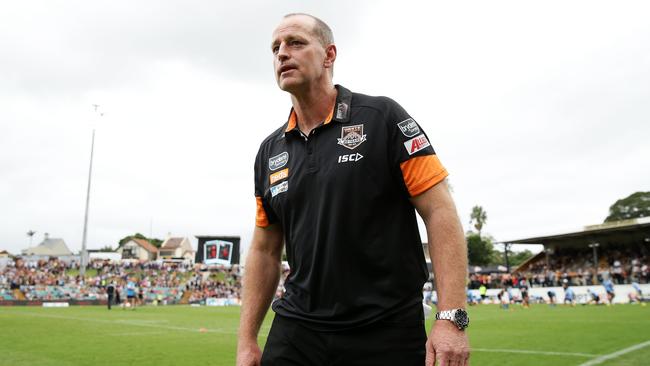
[1,304,649,366]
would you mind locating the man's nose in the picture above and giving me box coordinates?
[277,43,290,61]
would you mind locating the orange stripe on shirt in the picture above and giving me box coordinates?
[400,155,449,197]
[284,101,335,132]
[285,110,297,132]
[255,196,270,227]
[322,106,334,125]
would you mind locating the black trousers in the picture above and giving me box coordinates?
[261,311,427,366]
[107,294,114,309]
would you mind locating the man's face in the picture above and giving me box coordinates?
[271,16,328,92]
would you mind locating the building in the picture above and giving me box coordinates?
[22,233,74,257]
[159,236,195,262]
[116,238,158,261]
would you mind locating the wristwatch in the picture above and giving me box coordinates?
[435,308,469,331]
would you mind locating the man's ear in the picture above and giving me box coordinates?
[324,44,337,69]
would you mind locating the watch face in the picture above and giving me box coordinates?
[454,309,469,329]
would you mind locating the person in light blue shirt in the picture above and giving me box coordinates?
[629,282,645,305]
[603,278,615,305]
[126,279,137,310]
[562,282,575,306]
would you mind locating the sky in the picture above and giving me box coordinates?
[1,0,649,259]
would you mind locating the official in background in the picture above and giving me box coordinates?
[106,281,115,310]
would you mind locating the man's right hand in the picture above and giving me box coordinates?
[236,340,262,366]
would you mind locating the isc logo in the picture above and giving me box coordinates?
[337,153,364,163]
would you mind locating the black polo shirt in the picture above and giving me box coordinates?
[254,85,448,330]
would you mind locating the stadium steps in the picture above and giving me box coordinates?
[13,289,26,300]
[179,289,192,305]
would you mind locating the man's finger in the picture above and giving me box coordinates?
[426,347,435,366]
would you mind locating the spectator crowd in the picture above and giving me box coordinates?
[468,244,649,290]
[0,257,243,304]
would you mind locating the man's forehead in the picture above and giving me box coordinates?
[272,16,315,41]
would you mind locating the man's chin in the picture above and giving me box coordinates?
[278,78,302,93]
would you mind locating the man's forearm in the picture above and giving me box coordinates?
[427,204,467,310]
[239,246,281,342]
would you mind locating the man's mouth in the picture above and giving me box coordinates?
[279,65,297,75]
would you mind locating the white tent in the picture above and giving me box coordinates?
[22,235,73,256]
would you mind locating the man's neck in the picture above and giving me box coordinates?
[290,82,337,135]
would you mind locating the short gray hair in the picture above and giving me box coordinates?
[284,13,334,47]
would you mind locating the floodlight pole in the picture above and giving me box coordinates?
[588,243,599,269]
[588,242,600,284]
[80,105,101,276]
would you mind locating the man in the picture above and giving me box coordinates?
[106,280,115,310]
[547,290,557,306]
[602,277,615,305]
[562,280,575,306]
[518,277,530,308]
[237,13,470,366]
[126,278,136,310]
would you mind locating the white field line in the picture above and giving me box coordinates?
[12,312,271,338]
[110,330,169,336]
[472,348,599,358]
[578,340,650,366]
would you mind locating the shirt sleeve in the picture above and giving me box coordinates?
[385,98,448,197]
[253,145,278,228]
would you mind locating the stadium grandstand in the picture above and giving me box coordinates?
[0,257,241,306]
[503,217,650,286]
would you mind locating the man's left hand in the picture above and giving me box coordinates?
[425,320,470,366]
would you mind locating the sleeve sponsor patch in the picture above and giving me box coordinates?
[397,118,420,137]
[403,134,431,155]
[269,168,288,185]
[270,181,288,197]
[269,152,289,171]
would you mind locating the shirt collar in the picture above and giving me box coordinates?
[284,85,352,135]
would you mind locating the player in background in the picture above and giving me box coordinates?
[518,277,530,308]
[602,278,615,305]
[562,280,575,306]
[587,288,601,305]
[547,290,557,307]
[629,282,646,306]
[479,283,487,303]
[126,278,137,310]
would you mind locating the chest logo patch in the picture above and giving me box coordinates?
[338,153,363,163]
[397,118,420,137]
[404,134,431,155]
[269,168,288,185]
[337,124,366,150]
[269,152,288,171]
[270,181,288,197]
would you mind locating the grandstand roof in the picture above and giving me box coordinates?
[499,217,650,248]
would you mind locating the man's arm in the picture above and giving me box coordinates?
[237,224,284,366]
[411,179,470,366]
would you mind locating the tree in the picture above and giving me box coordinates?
[491,248,534,267]
[509,250,534,267]
[98,245,114,252]
[469,205,487,237]
[467,233,494,266]
[604,191,650,222]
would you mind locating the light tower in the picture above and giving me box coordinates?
[80,104,102,276]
